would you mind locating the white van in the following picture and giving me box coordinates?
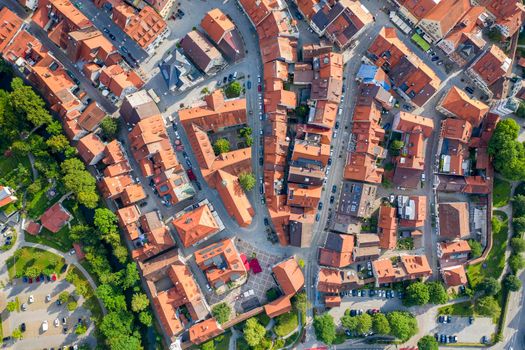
[42,320,48,332]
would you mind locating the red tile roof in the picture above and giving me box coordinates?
[172,205,220,247]
[272,257,304,296]
[40,203,71,233]
[378,205,397,249]
[189,318,223,345]
[0,7,23,53]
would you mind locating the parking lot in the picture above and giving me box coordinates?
[206,239,285,314]
[328,291,405,323]
[0,277,95,349]
[431,316,494,344]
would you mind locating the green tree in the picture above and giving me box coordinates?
[6,301,17,312]
[238,172,256,191]
[120,262,140,290]
[489,119,525,180]
[509,253,525,273]
[476,277,501,296]
[313,313,336,345]
[239,127,252,138]
[213,138,230,154]
[100,117,118,140]
[59,291,70,304]
[511,237,525,253]
[427,282,448,304]
[513,216,525,235]
[298,258,305,269]
[387,311,418,342]
[75,324,87,335]
[514,195,525,217]
[97,284,127,312]
[10,77,52,128]
[295,104,309,118]
[67,301,77,311]
[131,293,149,313]
[212,303,231,324]
[355,313,372,334]
[488,27,502,42]
[112,245,129,264]
[27,181,42,197]
[225,81,242,98]
[390,140,404,151]
[10,140,31,156]
[46,135,69,153]
[503,274,522,292]
[243,318,266,347]
[61,158,99,208]
[12,328,22,340]
[94,208,118,235]
[107,334,142,350]
[139,311,153,326]
[341,313,358,332]
[404,282,430,306]
[418,335,439,350]
[475,296,501,318]
[468,239,483,259]
[274,312,299,337]
[292,291,308,315]
[46,120,63,136]
[200,340,215,350]
[372,313,390,335]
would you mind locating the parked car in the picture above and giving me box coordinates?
[20,323,26,332]
[465,86,474,94]
[264,217,269,226]
[109,33,115,40]
[330,196,334,204]
[28,295,34,304]
[469,316,474,324]
[331,185,337,193]
[247,81,252,89]
[54,319,60,327]
[318,202,323,210]
[46,294,51,302]
[335,121,340,129]
[431,56,439,62]
[315,213,320,222]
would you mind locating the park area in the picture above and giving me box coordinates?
[6,247,65,280]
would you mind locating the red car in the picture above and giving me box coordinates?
[186,168,197,181]
[257,84,262,92]
[36,276,40,282]
[28,278,33,284]
[51,274,57,281]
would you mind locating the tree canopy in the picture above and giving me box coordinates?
[511,237,525,253]
[313,313,337,345]
[100,117,118,140]
[372,313,391,335]
[418,335,439,350]
[213,138,230,155]
[404,282,430,306]
[387,312,418,341]
[475,296,501,318]
[427,282,448,304]
[238,172,256,191]
[131,293,149,313]
[503,274,522,292]
[488,119,525,180]
[61,158,98,208]
[476,277,501,296]
[212,303,231,324]
[224,81,242,98]
[10,77,52,128]
[509,253,525,274]
[243,318,266,347]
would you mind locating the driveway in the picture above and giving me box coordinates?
[431,316,494,344]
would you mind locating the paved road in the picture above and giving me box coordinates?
[71,0,147,64]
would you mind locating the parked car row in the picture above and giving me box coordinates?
[435,333,457,343]
[340,289,398,298]
[22,273,57,284]
[437,315,452,323]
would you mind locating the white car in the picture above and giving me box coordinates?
[69,249,75,255]
[28,295,34,304]
[42,320,48,332]
[46,294,51,302]
[21,303,27,311]
[54,318,59,327]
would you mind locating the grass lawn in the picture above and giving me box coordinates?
[6,247,65,279]
[467,216,508,288]
[25,198,84,252]
[493,178,512,208]
[26,185,62,219]
[0,155,30,177]
[438,301,474,316]
[274,311,299,337]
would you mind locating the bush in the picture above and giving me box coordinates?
[427,282,448,304]
[511,237,525,253]
[418,335,438,350]
[503,274,522,292]
[67,301,78,311]
[238,172,256,191]
[75,324,87,335]
[212,303,231,324]
[59,292,70,304]
[476,277,501,296]
[475,296,501,318]
[6,301,17,312]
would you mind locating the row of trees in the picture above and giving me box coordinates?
[488,119,525,180]
[403,281,448,306]
[313,310,418,345]
[0,69,149,349]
